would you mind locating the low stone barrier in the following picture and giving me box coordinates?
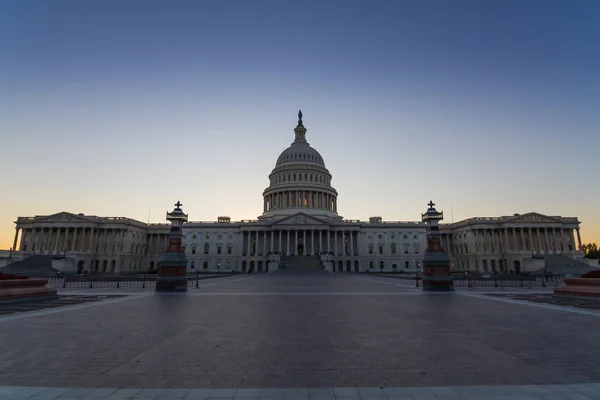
[554,270,600,300]
[0,278,58,304]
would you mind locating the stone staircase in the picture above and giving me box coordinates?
[538,254,599,276]
[277,255,325,274]
[0,255,59,276]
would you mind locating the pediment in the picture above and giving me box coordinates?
[272,213,328,227]
[506,212,562,224]
[36,212,93,223]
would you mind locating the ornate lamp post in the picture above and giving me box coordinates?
[421,200,454,292]
[155,201,189,292]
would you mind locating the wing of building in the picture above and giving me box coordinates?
[5,112,591,275]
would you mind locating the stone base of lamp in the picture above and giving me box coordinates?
[554,271,600,300]
[156,251,188,292]
[422,252,454,292]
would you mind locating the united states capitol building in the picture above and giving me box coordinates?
[6,112,591,275]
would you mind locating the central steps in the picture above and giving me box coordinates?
[277,255,325,274]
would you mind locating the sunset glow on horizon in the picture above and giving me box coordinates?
[1,0,599,249]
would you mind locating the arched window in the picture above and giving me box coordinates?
[227,245,232,254]
[217,246,222,254]
[191,246,196,254]
[368,244,374,254]
[204,243,209,254]
[391,243,396,254]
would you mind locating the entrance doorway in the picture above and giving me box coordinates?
[297,243,304,255]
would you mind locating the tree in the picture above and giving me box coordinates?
[582,243,600,259]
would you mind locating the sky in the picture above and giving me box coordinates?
[1,0,599,249]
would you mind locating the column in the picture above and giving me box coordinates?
[270,230,275,253]
[12,228,20,251]
[286,229,291,255]
[576,228,582,250]
[350,231,354,255]
[87,229,94,252]
[278,230,282,254]
[246,231,251,255]
[503,229,509,252]
[544,228,551,253]
[311,229,315,255]
[334,231,338,255]
[356,231,360,255]
[327,230,331,252]
[53,229,61,254]
[303,230,306,252]
[520,228,526,251]
[295,230,298,254]
[120,229,126,254]
[31,229,37,252]
[552,228,559,252]
[72,228,79,252]
[319,230,322,254]
[536,229,543,253]
[528,228,533,251]
[263,231,267,255]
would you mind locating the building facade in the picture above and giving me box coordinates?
[9,112,586,274]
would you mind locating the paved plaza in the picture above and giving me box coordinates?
[1,274,599,399]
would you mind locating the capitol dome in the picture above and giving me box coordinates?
[260,111,340,220]
[275,139,326,167]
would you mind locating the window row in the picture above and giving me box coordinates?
[367,243,420,255]
[367,233,420,240]
[368,260,422,269]
[187,243,233,255]
[271,172,331,186]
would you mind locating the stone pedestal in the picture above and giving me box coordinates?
[0,279,58,304]
[554,271,600,300]
[422,247,454,292]
[156,236,188,292]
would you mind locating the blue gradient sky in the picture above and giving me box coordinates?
[1,0,599,248]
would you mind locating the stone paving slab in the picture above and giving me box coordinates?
[1,275,600,389]
[1,384,600,400]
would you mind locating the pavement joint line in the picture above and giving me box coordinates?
[186,291,428,296]
[458,290,600,317]
[1,384,600,400]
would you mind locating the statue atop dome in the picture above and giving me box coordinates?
[294,110,307,141]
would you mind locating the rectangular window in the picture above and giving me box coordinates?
[368,246,373,254]
[217,246,222,254]
[227,246,232,254]
[392,264,397,269]
[192,247,196,254]
[379,261,384,269]
[203,261,208,269]
[190,261,195,269]
[369,261,374,269]
[405,261,409,269]
[379,246,383,254]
